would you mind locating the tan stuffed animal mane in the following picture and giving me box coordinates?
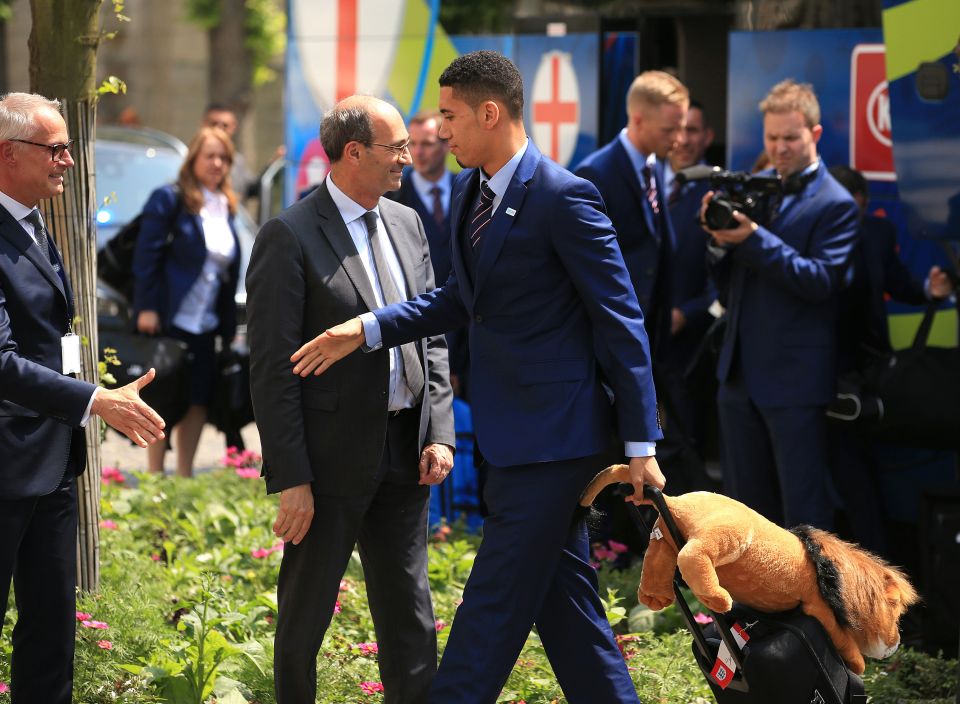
[581,465,919,675]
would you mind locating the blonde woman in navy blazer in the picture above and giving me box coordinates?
[133,127,241,476]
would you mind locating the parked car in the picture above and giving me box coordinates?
[94,125,255,337]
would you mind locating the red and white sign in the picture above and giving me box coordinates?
[531,51,580,167]
[850,44,896,181]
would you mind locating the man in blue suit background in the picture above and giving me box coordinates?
[575,70,688,358]
[0,92,166,702]
[703,80,859,530]
[289,51,664,703]
[388,110,471,398]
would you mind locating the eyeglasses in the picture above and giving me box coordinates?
[11,138,75,161]
[370,140,412,158]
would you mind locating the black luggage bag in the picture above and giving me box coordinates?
[621,486,867,704]
[100,330,192,433]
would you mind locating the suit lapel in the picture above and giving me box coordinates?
[313,182,380,312]
[449,170,475,303]
[0,206,68,304]
[613,141,658,239]
[472,145,539,296]
[379,199,419,297]
[773,165,824,233]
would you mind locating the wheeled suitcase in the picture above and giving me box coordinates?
[620,485,868,704]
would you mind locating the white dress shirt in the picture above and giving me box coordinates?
[172,188,238,334]
[410,169,451,219]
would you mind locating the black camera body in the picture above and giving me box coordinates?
[676,165,782,230]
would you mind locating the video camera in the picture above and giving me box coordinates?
[675,165,782,230]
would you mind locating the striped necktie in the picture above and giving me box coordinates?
[642,164,660,216]
[470,180,495,249]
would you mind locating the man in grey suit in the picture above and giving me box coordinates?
[246,95,455,704]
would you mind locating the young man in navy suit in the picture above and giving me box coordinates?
[701,80,859,530]
[289,51,664,703]
[0,92,166,703]
[575,70,688,358]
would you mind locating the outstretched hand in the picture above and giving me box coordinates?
[291,318,366,376]
[92,368,165,448]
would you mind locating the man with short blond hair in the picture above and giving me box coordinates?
[576,69,690,357]
[701,79,859,530]
[758,78,821,128]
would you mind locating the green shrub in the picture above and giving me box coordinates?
[0,466,955,703]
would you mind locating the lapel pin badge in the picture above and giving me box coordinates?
[505,207,517,217]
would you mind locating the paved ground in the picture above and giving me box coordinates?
[100,422,262,474]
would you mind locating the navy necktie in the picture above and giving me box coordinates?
[470,180,495,250]
[430,185,445,227]
[24,208,50,261]
[642,164,660,216]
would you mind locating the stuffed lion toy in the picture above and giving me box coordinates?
[580,464,918,675]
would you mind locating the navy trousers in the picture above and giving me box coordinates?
[717,374,834,530]
[429,454,640,703]
[0,469,78,704]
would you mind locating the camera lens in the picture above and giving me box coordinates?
[705,198,737,230]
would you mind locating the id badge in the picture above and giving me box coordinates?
[61,333,82,374]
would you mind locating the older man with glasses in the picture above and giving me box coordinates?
[0,91,165,703]
[246,94,454,704]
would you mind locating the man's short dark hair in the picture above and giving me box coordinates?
[828,165,868,200]
[204,103,235,116]
[439,51,524,120]
[320,104,374,163]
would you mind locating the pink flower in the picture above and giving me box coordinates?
[356,641,379,656]
[0,682,9,693]
[339,579,350,591]
[608,539,629,554]
[97,640,113,650]
[250,542,284,559]
[76,611,92,621]
[99,519,118,530]
[100,466,125,485]
[150,553,161,562]
[591,543,616,562]
[333,600,342,615]
[434,619,447,632]
[359,681,384,695]
[81,620,109,629]
[235,467,260,478]
[694,612,713,625]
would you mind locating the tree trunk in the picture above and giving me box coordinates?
[208,0,254,126]
[29,0,103,592]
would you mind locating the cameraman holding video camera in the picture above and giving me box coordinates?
[702,79,859,530]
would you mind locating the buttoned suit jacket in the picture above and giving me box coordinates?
[709,166,859,407]
[0,203,96,500]
[574,138,674,355]
[246,180,454,496]
[374,140,661,467]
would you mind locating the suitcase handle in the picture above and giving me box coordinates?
[616,484,750,689]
